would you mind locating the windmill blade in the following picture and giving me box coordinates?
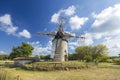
[63,32,75,39]
[75,36,85,39]
[37,32,56,37]
[76,34,86,45]
[63,32,86,40]
[57,17,66,32]
[58,17,66,25]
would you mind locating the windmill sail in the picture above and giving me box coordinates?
[37,17,85,61]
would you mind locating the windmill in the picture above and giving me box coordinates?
[37,17,85,62]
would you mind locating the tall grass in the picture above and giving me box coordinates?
[0,68,7,80]
[0,61,22,80]
[22,61,90,71]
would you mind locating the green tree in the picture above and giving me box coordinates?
[91,45,108,60]
[44,54,51,61]
[97,54,109,62]
[40,55,45,60]
[68,53,77,60]
[10,42,34,59]
[84,55,93,62]
[75,45,109,61]
[75,46,91,60]
[0,54,9,60]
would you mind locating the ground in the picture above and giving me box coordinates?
[0,61,120,80]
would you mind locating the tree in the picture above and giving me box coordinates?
[91,45,108,60]
[0,54,9,60]
[84,55,93,62]
[10,42,34,59]
[68,53,77,60]
[96,54,109,62]
[44,54,51,61]
[40,55,45,60]
[75,46,91,60]
[75,45,109,61]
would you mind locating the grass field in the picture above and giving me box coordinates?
[0,61,120,80]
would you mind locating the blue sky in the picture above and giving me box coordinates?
[0,0,120,56]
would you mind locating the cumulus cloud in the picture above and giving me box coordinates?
[89,4,120,56]
[64,5,76,16]
[68,41,78,50]
[91,4,120,34]
[69,15,88,30]
[51,13,61,23]
[0,14,31,38]
[19,29,31,39]
[28,41,52,56]
[0,14,12,25]
[102,36,120,56]
[0,50,6,54]
[0,14,18,35]
[90,3,120,39]
[51,5,76,23]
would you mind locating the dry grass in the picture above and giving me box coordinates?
[2,62,120,80]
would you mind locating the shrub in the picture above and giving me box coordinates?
[84,55,92,62]
[112,58,120,65]
[106,59,113,63]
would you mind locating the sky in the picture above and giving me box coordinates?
[0,0,120,57]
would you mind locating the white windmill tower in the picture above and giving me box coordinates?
[37,17,85,62]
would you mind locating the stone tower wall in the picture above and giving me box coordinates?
[52,39,68,61]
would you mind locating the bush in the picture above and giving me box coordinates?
[112,58,120,65]
[106,59,113,63]
[84,55,92,62]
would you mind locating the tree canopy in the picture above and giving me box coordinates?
[0,54,9,60]
[75,44,109,61]
[10,42,34,59]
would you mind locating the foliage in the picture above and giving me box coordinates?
[44,54,51,61]
[106,59,113,63]
[84,55,93,62]
[112,58,120,65]
[75,45,109,61]
[9,42,34,59]
[37,54,51,61]
[68,53,77,60]
[0,54,9,60]
[91,45,108,60]
[97,54,109,62]
[75,46,91,60]
[40,55,44,60]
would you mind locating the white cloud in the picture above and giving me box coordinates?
[51,5,76,23]
[29,41,52,56]
[0,51,6,54]
[102,36,120,56]
[69,15,88,30]
[51,12,61,23]
[84,33,93,45]
[89,4,120,56]
[64,5,76,16]
[91,3,120,39]
[0,14,12,25]
[19,29,31,39]
[0,14,18,35]
[91,4,120,33]
[0,14,31,38]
